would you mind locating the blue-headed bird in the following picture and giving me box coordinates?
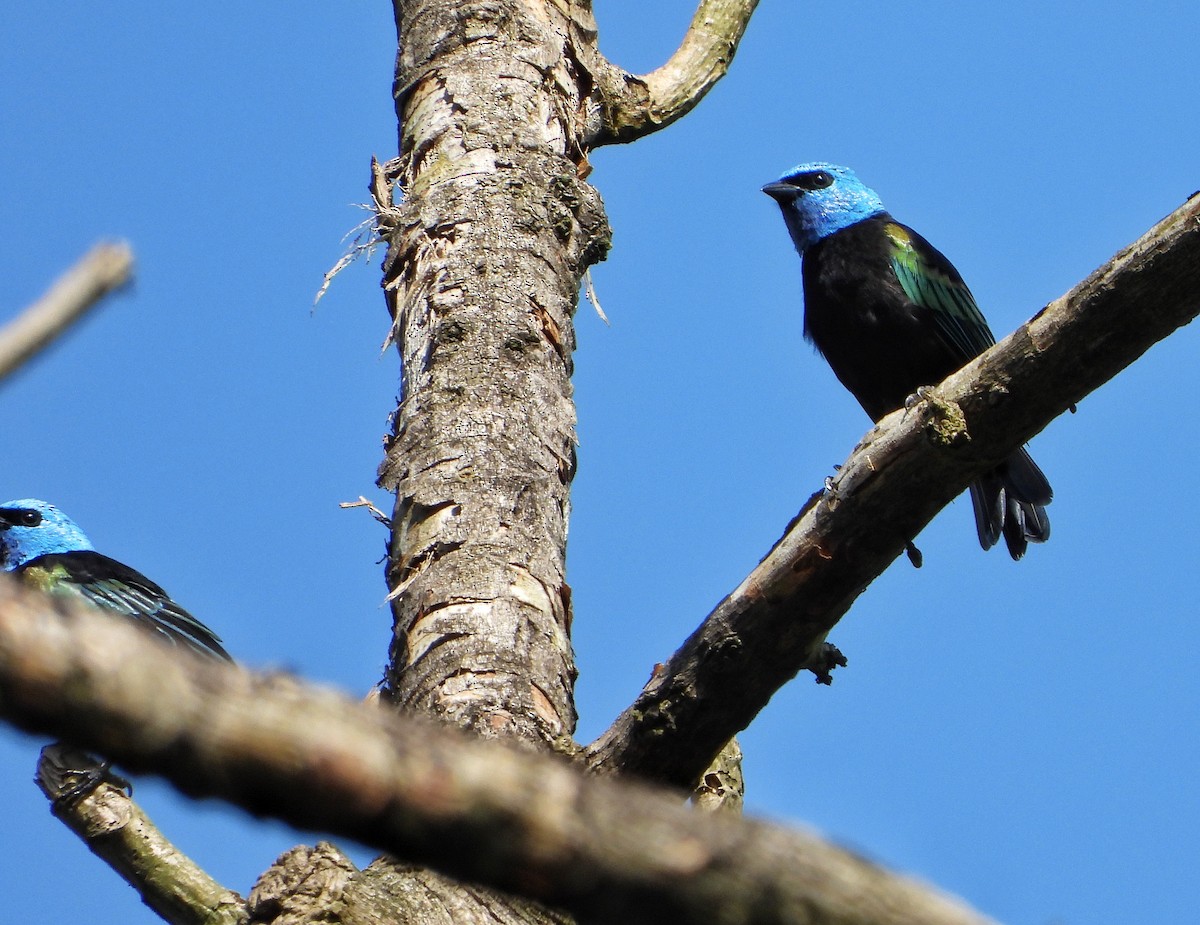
[0,498,230,799]
[762,163,1051,559]
[0,499,230,658]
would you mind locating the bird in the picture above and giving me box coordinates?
[0,498,230,798]
[0,499,231,658]
[762,163,1051,559]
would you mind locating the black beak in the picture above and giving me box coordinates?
[761,181,801,204]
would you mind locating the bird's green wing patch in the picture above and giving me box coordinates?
[885,222,995,360]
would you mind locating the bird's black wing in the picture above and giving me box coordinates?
[885,223,1053,556]
[884,221,996,362]
[19,551,231,661]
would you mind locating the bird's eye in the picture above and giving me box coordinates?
[784,170,835,192]
[19,510,42,527]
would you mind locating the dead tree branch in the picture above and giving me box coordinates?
[35,746,247,925]
[0,241,133,381]
[585,192,1200,788]
[588,0,760,145]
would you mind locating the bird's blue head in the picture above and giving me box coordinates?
[0,499,94,571]
[762,162,885,254]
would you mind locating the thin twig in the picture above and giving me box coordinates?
[339,495,393,527]
[583,268,609,325]
[0,242,134,381]
[314,155,396,309]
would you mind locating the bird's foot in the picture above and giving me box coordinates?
[55,764,132,808]
[822,464,844,502]
[903,385,937,414]
[806,642,848,685]
[36,744,131,808]
[904,540,923,568]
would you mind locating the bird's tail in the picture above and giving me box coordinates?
[969,446,1052,560]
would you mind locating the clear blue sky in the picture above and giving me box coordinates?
[2,4,1197,923]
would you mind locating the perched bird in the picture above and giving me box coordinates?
[762,163,1051,559]
[0,499,230,799]
[0,499,230,658]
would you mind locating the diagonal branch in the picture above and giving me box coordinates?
[0,241,133,381]
[36,746,247,925]
[588,0,759,145]
[584,192,1200,787]
[0,578,996,925]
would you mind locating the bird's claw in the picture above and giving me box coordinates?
[903,385,936,415]
[37,746,131,808]
[54,762,133,808]
[807,642,848,685]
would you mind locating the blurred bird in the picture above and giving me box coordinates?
[762,163,1051,558]
[0,498,230,799]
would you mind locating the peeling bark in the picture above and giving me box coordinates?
[369,3,614,921]
[377,0,611,751]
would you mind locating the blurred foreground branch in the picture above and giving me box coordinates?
[0,577,996,925]
[0,241,133,381]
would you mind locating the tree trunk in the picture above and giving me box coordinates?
[295,1,609,920]
[376,0,607,746]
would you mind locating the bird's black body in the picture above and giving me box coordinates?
[802,215,979,419]
[801,213,1051,558]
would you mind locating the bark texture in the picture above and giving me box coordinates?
[371,3,613,921]
[376,0,610,750]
